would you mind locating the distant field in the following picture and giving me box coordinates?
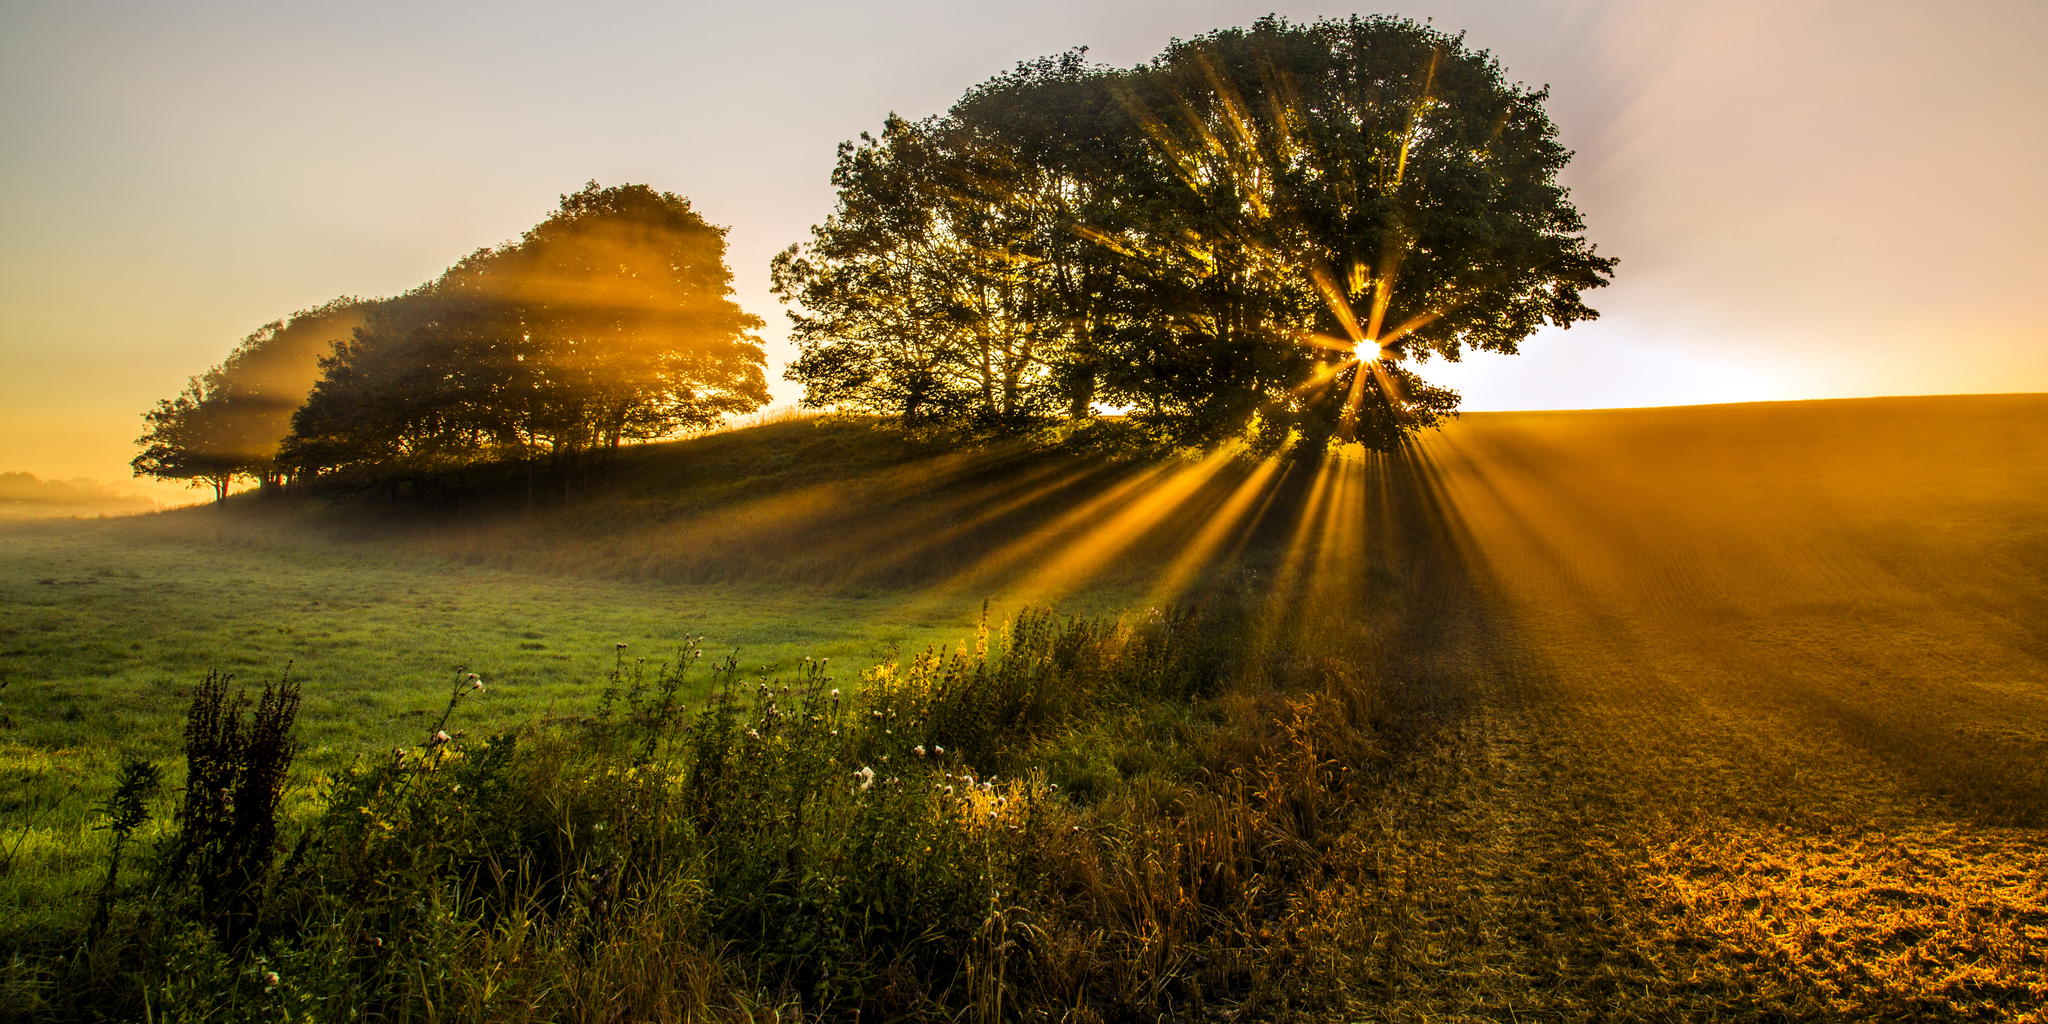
[1382,394,2048,1016]
[1428,394,2048,821]
[4,395,2046,1016]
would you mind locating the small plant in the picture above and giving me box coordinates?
[161,668,301,946]
[424,667,488,756]
[89,756,161,934]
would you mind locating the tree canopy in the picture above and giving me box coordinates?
[136,183,767,500]
[776,15,1615,452]
[132,297,373,499]
[286,184,766,485]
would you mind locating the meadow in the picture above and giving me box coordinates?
[4,396,2046,1021]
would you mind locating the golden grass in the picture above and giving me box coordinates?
[1319,393,2048,1019]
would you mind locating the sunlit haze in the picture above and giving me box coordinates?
[3,0,2043,493]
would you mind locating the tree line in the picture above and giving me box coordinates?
[135,184,767,500]
[136,14,1614,500]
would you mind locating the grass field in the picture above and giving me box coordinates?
[1361,394,2048,1017]
[4,395,2046,1019]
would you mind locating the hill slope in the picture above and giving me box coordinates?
[5,393,2045,1016]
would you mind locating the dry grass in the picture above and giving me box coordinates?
[1325,393,2048,1020]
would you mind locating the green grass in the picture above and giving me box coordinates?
[0,417,1165,940]
[0,530,967,934]
[0,523,976,762]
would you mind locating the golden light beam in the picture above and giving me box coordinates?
[1000,446,1241,603]
[1311,261,1369,348]
[923,458,1187,599]
[1391,46,1443,191]
[850,457,1103,580]
[1289,353,1360,398]
[1142,453,1287,607]
[1302,332,1363,355]
[1339,351,1377,438]
[1261,453,1345,624]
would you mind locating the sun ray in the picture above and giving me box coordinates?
[1260,453,1345,627]
[1142,453,1288,607]
[1000,446,1241,603]
[1391,46,1443,190]
[919,458,1186,600]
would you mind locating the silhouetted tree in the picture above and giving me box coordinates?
[780,16,1615,452]
[775,53,1145,426]
[1118,16,1615,450]
[131,299,372,500]
[772,116,990,423]
[133,379,242,502]
[285,183,768,487]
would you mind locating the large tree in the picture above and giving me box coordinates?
[779,16,1614,452]
[774,53,1143,426]
[1124,16,1615,449]
[771,115,998,423]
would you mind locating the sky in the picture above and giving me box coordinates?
[2,0,2044,493]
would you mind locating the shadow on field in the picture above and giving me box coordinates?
[122,403,2048,833]
[1421,399,2048,829]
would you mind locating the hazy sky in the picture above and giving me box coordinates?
[3,0,2044,490]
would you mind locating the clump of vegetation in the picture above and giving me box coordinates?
[161,670,301,947]
[6,596,1428,1022]
[12,390,2048,1019]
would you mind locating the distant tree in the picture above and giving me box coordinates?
[133,377,242,502]
[211,298,375,488]
[131,299,372,500]
[493,182,769,460]
[285,184,767,487]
